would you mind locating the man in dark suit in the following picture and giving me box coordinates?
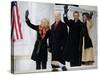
[63,10,84,67]
[50,11,68,71]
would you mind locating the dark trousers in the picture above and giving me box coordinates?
[36,61,47,69]
[70,52,82,67]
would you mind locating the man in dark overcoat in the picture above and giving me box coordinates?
[63,10,84,67]
[50,11,68,71]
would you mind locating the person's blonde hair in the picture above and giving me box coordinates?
[41,18,50,29]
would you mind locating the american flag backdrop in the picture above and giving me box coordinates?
[11,1,23,42]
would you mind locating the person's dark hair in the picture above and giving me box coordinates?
[82,12,90,20]
[73,11,79,15]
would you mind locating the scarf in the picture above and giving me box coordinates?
[39,26,49,39]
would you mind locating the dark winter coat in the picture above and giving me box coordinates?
[50,21,68,63]
[63,16,84,66]
[26,19,50,62]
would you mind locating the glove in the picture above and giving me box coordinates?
[25,10,29,20]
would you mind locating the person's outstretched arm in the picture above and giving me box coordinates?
[63,9,72,26]
[25,10,38,30]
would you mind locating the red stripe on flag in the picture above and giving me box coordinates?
[16,4,23,39]
[11,2,23,42]
[13,8,19,39]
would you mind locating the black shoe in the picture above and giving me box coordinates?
[82,61,94,65]
[82,61,85,64]
[62,66,67,71]
[52,68,59,72]
[88,61,94,65]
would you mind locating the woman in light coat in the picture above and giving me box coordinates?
[82,12,94,65]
